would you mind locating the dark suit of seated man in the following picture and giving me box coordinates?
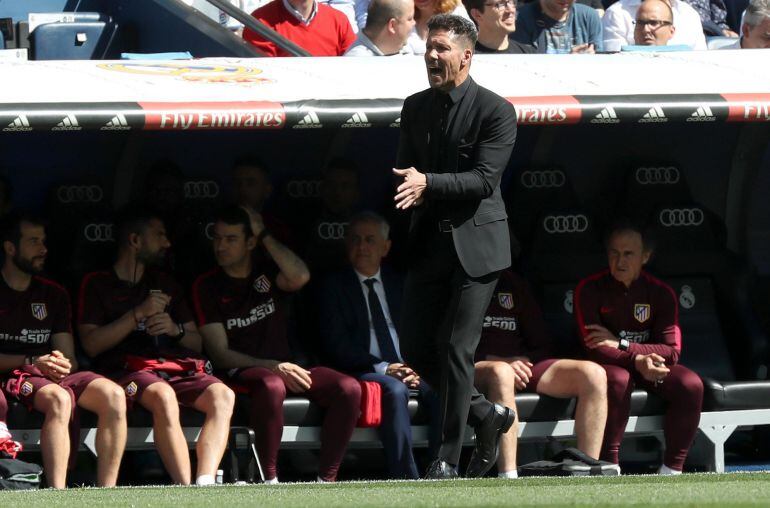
[318,211,440,479]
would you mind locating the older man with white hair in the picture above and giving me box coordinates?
[721,0,770,48]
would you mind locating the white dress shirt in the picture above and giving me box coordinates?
[355,269,402,374]
[602,0,707,51]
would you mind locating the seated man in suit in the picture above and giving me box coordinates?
[318,211,439,479]
[475,269,609,478]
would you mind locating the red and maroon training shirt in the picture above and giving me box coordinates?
[574,269,682,369]
[0,275,71,357]
[192,264,292,362]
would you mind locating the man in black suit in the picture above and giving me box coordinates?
[393,13,517,478]
[318,211,439,479]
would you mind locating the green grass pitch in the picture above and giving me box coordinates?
[4,472,770,507]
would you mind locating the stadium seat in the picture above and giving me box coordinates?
[617,164,694,224]
[30,12,118,60]
[506,167,580,248]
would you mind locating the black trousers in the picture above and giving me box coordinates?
[400,226,499,466]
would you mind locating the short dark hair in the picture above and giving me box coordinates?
[214,205,254,238]
[366,0,407,31]
[0,212,45,248]
[462,0,486,21]
[114,206,161,248]
[427,13,478,48]
[232,154,270,176]
[604,218,655,252]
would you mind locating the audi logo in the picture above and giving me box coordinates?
[287,180,321,199]
[184,181,220,200]
[635,167,680,185]
[204,222,215,240]
[56,185,104,204]
[659,208,704,227]
[543,214,589,234]
[520,170,566,189]
[83,223,114,242]
[317,222,348,241]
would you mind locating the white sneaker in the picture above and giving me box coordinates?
[658,464,682,476]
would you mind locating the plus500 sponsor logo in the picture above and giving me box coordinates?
[0,329,50,344]
[225,299,276,329]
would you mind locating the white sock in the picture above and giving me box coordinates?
[498,470,518,479]
[196,474,215,486]
[658,464,682,475]
[317,476,330,483]
[264,477,279,485]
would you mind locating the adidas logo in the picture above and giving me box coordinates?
[389,116,401,128]
[3,114,32,132]
[686,105,716,122]
[590,107,620,124]
[342,111,371,128]
[293,111,322,129]
[639,106,667,123]
[100,113,131,131]
[52,114,82,131]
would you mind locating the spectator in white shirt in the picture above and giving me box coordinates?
[602,0,707,50]
[634,0,677,45]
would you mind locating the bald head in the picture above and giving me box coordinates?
[364,0,416,54]
[634,0,675,46]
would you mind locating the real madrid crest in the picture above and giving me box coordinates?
[633,304,651,323]
[498,292,514,310]
[253,274,271,293]
[31,303,47,321]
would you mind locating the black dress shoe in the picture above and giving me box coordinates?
[466,403,515,478]
[424,459,459,480]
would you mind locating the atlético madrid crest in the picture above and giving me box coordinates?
[253,275,271,293]
[498,293,514,310]
[31,303,47,321]
[634,304,651,323]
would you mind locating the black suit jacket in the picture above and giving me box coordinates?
[396,77,517,277]
[318,266,404,374]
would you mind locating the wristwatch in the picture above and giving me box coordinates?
[174,323,186,340]
[618,338,630,351]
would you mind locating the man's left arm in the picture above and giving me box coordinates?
[245,208,310,292]
[424,100,516,200]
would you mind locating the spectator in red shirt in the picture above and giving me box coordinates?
[475,270,608,478]
[243,0,356,56]
[574,220,704,475]
[78,209,234,486]
[194,206,361,483]
[0,214,127,489]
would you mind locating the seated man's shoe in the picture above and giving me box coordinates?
[466,403,515,478]
[424,459,459,480]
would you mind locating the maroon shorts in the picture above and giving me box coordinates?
[524,359,559,393]
[3,367,103,410]
[117,370,222,408]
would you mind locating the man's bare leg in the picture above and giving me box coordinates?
[192,383,235,481]
[77,378,127,486]
[474,361,518,473]
[33,384,72,489]
[535,360,607,458]
[139,382,191,485]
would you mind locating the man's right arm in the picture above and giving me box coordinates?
[78,292,168,358]
[0,353,27,373]
[198,322,277,369]
[396,97,417,170]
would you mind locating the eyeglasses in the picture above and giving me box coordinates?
[484,0,517,10]
[633,19,673,30]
